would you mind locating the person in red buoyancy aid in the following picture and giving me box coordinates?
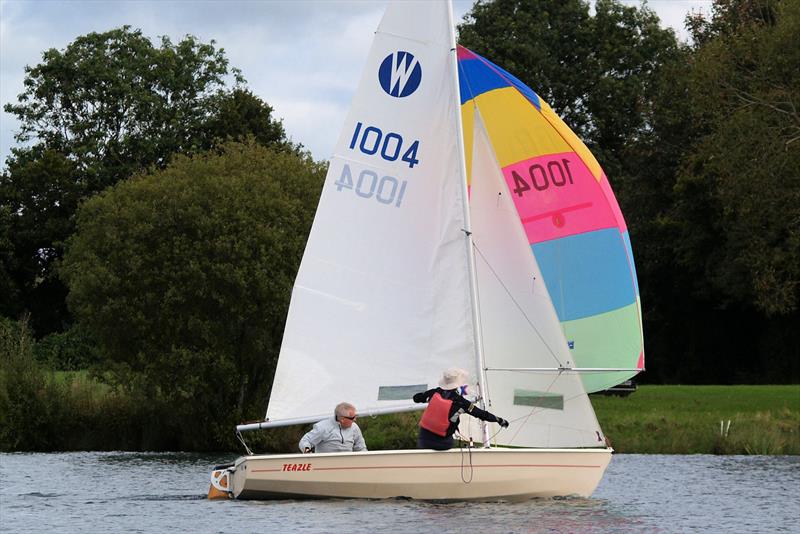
[413,368,509,450]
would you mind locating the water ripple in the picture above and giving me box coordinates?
[1,453,798,533]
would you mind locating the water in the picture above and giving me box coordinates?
[1,452,797,533]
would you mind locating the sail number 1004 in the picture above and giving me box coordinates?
[511,159,575,197]
[335,164,407,208]
[349,122,420,168]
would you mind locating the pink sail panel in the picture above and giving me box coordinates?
[501,152,622,245]
[598,170,628,233]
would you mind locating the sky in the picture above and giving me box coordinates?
[0,0,713,166]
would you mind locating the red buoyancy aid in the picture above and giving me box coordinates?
[419,392,453,437]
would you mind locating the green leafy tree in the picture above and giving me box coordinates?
[61,142,325,447]
[4,27,242,186]
[458,0,681,177]
[459,0,696,382]
[676,0,799,316]
[0,149,81,333]
[2,27,290,336]
[636,0,800,384]
[205,88,294,151]
[612,49,701,383]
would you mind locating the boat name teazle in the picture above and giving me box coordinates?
[282,463,312,472]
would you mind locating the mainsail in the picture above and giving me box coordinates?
[457,46,645,394]
[265,3,641,441]
[266,1,475,425]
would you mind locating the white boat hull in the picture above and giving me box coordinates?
[227,447,612,501]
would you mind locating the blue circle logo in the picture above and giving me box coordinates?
[378,51,422,98]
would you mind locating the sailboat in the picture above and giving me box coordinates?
[208,0,643,501]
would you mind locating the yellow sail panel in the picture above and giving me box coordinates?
[461,101,475,186]
[473,87,572,168]
[538,100,602,181]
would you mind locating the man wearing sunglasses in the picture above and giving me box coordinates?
[299,402,368,453]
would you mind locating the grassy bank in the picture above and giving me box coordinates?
[591,385,800,454]
[3,356,798,453]
[360,385,800,455]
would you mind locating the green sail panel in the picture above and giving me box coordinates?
[562,299,643,393]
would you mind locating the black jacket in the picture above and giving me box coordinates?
[413,387,502,438]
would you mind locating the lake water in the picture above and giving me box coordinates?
[1,452,797,533]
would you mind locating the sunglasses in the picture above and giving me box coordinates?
[341,414,357,421]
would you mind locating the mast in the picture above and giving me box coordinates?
[447,0,491,448]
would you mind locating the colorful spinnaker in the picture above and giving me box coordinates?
[458,46,644,393]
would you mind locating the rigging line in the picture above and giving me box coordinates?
[472,241,564,367]
[236,430,254,456]
[459,439,474,484]
[487,425,506,443]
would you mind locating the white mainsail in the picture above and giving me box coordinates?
[266,1,475,425]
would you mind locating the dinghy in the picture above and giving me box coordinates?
[209,0,643,501]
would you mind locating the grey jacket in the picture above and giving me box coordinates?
[298,416,367,453]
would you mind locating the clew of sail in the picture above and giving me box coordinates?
[265,1,475,425]
[457,46,645,394]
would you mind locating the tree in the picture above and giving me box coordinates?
[458,0,681,178]
[625,0,800,384]
[204,89,295,152]
[4,27,241,186]
[458,0,596,139]
[459,0,695,382]
[2,27,290,336]
[0,149,82,333]
[676,0,799,316]
[60,141,325,447]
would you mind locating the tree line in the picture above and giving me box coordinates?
[0,0,797,451]
[459,0,799,384]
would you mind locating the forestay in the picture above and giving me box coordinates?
[266,1,474,424]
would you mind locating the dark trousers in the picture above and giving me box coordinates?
[417,427,454,451]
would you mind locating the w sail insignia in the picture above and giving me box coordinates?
[378,51,422,97]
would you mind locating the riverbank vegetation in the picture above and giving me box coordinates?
[591,386,800,455]
[2,0,798,452]
[235,386,800,455]
[2,325,797,455]
[359,386,800,456]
